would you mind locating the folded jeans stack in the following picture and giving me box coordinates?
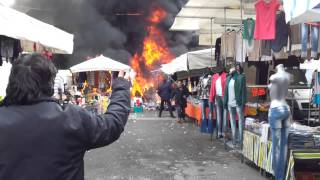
[288,129,315,149]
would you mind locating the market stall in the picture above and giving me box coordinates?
[69,55,131,114]
[169,0,320,179]
[0,4,74,98]
[160,48,218,131]
[0,4,74,54]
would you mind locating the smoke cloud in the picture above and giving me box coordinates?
[14,0,194,67]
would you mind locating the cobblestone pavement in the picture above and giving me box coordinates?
[84,111,269,180]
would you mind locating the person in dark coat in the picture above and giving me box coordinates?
[172,81,190,123]
[0,54,131,180]
[157,79,175,118]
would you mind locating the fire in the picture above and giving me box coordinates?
[143,26,174,67]
[130,7,175,97]
[149,8,167,24]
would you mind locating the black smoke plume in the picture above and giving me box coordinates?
[14,0,194,67]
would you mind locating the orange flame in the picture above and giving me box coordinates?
[130,8,175,97]
[149,8,167,24]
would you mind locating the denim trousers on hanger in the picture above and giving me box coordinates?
[301,24,319,58]
[201,99,214,133]
[215,96,227,137]
[228,106,245,147]
[269,106,290,180]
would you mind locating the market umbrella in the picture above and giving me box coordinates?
[70,55,131,73]
[0,4,74,54]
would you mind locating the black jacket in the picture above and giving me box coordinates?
[158,81,173,100]
[0,78,131,180]
[172,86,190,108]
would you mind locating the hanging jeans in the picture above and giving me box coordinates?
[201,99,214,133]
[215,96,227,137]
[268,106,290,180]
[228,106,245,147]
[301,24,319,58]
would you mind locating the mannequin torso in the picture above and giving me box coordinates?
[268,64,290,108]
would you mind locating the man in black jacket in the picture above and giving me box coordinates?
[172,81,190,123]
[0,54,131,180]
[157,79,175,118]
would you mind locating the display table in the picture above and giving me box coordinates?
[242,129,320,178]
[242,130,273,174]
[185,101,209,126]
[286,150,320,180]
[186,98,252,126]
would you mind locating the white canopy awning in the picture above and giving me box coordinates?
[283,0,320,24]
[188,48,216,70]
[70,55,131,73]
[160,48,216,74]
[160,54,188,75]
[0,4,74,54]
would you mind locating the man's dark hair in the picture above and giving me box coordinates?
[1,54,57,106]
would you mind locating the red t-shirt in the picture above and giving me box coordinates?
[254,0,280,40]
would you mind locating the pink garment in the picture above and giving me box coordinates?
[209,72,227,103]
[254,0,280,40]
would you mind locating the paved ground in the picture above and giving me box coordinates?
[84,111,268,180]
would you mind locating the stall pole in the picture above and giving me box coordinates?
[308,88,312,126]
[211,17,214,67]
[240,0,244,66]
[291,88,294,119]
[224,7,227,67]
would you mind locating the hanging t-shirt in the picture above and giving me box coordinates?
[254,0,280,40]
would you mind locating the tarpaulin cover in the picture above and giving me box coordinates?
[0,4,74,54]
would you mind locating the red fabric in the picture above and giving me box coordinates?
[209,72,227,103]
[135,99,141,107]
[33,43,37,52]
[254,0,280,40]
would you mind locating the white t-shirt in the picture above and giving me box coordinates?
[228,78,237,107]
[215,76,223,96]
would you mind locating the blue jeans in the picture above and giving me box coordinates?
[201,99,214,122]
[201,99,215,133]
[301,24,319,58]
[268,106,290,180]
[215,96,227,136]
[228,106,245,147]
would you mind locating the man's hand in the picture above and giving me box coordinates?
[118,70,125,78]
[119,70,134,81]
